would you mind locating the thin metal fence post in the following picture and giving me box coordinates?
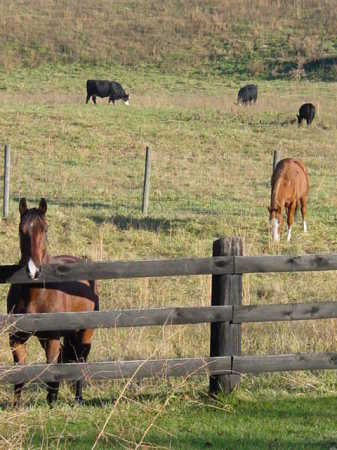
[3,144,10,219]
[273,150,280,173]
[142,146,151,215]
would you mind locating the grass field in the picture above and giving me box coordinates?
[1,63,337,448]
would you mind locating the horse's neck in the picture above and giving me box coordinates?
[271,176,284,210]
[19,252,51,266]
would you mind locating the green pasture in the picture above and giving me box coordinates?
[0,63,337,448]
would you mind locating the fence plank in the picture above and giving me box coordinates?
[233,352,337,374]
[0,257,234,284]
[2,253,337,285]
[235,254,337,273]
[3,301,335,333]
[0,357,232,384]
[234,302,337,323]
[1,306,233,333]
[2,352,337,384]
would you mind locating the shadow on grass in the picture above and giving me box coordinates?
[90,214,188,233]
[7,389,337,450]
[13,196,112,211]
[149,394,337,450]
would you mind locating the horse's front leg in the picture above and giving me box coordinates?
[42,338,61,405]
[300,197,308,233]
[10,334,28,407]
[287,202,296,242]
[72,330,93,403]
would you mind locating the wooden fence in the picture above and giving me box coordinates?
[1,237,337,394]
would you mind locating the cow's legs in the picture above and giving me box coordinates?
[86,94,90,104]
[92,96,97,105]
[10,335,28,407]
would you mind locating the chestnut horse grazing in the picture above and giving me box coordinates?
[269,158,309,242]
[7,198,99,406]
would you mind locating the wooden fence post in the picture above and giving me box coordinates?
[273,150,280,173]
[209,237,243,395]
[3,144,10,219]
[142,146,151,216]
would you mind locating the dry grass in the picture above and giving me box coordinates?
[1,0,337,79]
[0,64,337,446]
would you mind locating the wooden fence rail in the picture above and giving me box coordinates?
[1,352,337,385]
[2,253,337,284]
[1,237,337,395]
[2,301,337,333]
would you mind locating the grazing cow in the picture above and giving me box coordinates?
[297,103,315,126]
[86,80,129,105]
[269,158,309,242]
[237,84,258,105]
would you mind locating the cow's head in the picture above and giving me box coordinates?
[123,94,130,106]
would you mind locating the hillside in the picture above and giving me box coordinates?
[1,2,337,448]
[1,0,337,79]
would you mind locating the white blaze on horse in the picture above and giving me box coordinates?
[268,158,309,242]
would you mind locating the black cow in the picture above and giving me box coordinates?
[86,80,129,105]
[237,84,258,105]
[297,103,315,126]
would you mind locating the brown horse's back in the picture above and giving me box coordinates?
[8,255,99,317]
[271,158,309,204]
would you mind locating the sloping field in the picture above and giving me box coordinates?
[1,0,337,79]
[1,0,337,447]
[0,63,337,447]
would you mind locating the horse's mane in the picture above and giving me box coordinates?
[270,166,283,211]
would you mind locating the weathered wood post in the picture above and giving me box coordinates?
[3,144,10,219]
[272,150,280,173]
[209,237,243,395]
[142,146,151,216]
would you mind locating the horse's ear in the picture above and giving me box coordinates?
[39,198,47,215]
[19,198,28,216]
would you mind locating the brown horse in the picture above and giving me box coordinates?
[269,158,309,242]
[7,198,99,406]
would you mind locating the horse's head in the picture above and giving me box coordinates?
[268,206,283,242]
[19,198,48,279]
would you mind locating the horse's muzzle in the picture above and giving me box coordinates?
[27,258,41,279]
